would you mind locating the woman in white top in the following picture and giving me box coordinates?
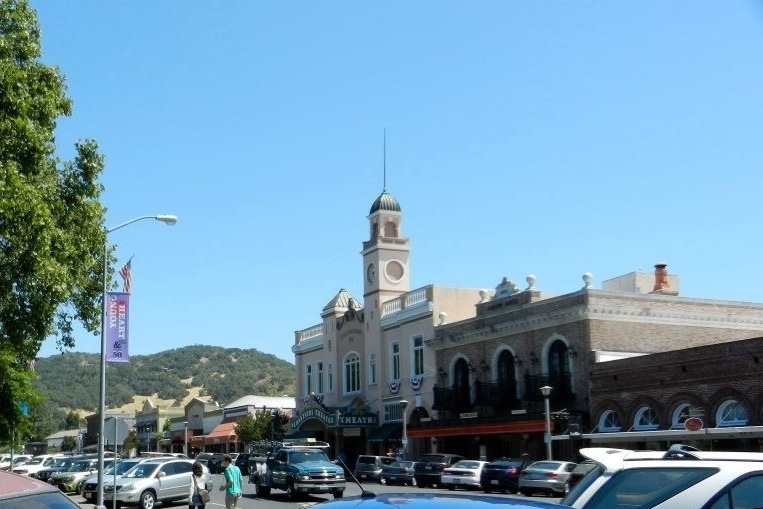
[188,461,208,509]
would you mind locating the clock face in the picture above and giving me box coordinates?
[366,263,376,283]
[385,260,405,282]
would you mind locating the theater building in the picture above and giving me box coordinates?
[291,188,763,463]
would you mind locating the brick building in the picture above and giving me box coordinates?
[585,335,763,451]
[427,270,763,460]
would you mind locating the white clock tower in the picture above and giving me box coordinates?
[362,190,410,304]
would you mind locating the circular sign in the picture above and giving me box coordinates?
[684,417,703,431]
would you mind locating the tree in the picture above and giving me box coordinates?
[0,0,108,443]
[234,414,264,445]
[60,435,77,452]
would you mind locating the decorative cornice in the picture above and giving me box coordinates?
[431,302,763,349]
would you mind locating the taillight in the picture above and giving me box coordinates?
[546,472,559,478]
[507,467,518,474]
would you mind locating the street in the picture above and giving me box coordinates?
[70,473,562,509]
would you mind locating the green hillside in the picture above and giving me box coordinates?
[33,345,296,412]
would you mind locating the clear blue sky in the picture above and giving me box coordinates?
[32,1,763,363]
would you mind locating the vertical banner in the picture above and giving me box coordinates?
[105,291,130,363]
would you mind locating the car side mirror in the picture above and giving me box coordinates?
[157,471,166,478]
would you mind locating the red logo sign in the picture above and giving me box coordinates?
[684,417,703,431]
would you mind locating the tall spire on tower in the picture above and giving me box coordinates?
[383,128,387,192]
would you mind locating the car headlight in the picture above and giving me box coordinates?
[118,483,138,492]
[63,475,74,482]
[299,474,310,481]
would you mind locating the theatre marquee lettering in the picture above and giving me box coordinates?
[291,409,379,429]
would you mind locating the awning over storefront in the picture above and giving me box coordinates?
[583,426,763,444]
[205,422,238,446]
[368,423,402,443]
[171,429,196,444]
[407,419,546,438]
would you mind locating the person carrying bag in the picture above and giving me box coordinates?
[189,461,210,508]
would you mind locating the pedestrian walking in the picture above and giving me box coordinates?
[189,461,210,509]
[219,454,243,509]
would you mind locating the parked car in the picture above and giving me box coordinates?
[0,454,33,470]
[354,455,396,482]
[440,459,488,490]
[12,454,65,476]
[0,469,81,508]
[234,453,251,476]
[82,457,165,502]
[565,460,599,492]
[518,460,576,497]
[561,444,763,508]
[31,456,82,482]
[480,456,533,494]
[380,460,416,486]
[414,453,465,488]
[102,457,213,508]
[195,452,225,474]
[301,491,571,509]
[49,457,103,494]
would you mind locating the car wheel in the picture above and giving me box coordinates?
[410,478,417,487]
[333,491,344,499]
[379,477,387,485]
[254,479,270,497]
[483,486,492,493]
[447,484,455,491]
[139,490,156,509]
[521,489,532,497]
[77,481,85,496]
[286,480,299,501]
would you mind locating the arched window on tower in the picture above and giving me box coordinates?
[383,221,397,238]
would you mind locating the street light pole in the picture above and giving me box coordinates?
[183,421,188,457]
[96,214,177,509]
[112,417,118,509]
[540,386,553,460]
[399,400,409,460]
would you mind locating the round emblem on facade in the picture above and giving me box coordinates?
[684,417,703,431]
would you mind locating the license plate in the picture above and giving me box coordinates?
[317,486,328,491]
[453,479,460,484]
[491,480,499,485]
[425,466,432,471]
[361,474,367,479]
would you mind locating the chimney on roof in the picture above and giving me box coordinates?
[650,262,678,295]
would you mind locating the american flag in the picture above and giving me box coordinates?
[119,259,132,293]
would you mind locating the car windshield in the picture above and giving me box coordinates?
[390,461,412,468]
[68,462,93,472]
[51,458,73,468]
[451,461,481,469]
[529,461,563,470]
[290,451,328,463]
[25,457,44,465]
[124,464,159,478]
[418,455,447,463]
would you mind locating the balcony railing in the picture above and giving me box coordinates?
[524,372,574,402]
[473,380,520,408]
[432,385,472,412]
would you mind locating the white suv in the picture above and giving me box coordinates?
[103,458,212,509]
[561,444,763,509]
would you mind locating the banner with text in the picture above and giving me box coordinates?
[105,292,130,363]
